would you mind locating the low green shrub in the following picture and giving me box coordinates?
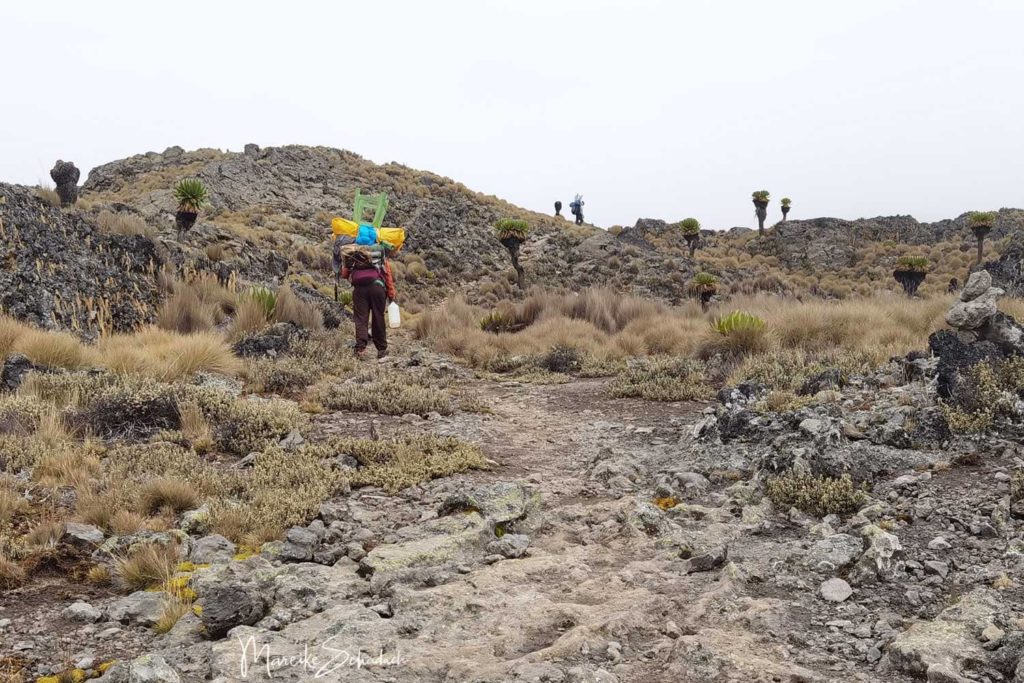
[317,370,454,416]
[766,472,869,517]
[610,358,713,402]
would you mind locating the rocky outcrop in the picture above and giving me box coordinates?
[81,146,702,303]
[984,231,1024,296]
[756,210,1024,272]
[930,270,1024,399]
[0,183,163,332]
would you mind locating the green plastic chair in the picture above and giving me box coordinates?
[353,190,388,229]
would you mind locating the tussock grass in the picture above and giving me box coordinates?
[766,472,869,517]
[96,210,155,238]
[0,554,25,589]
[137,477,199,515]
[114,542,178,592]
[228,296,271,342]
[419,289,955,388]
[273,285,323,331]
[13,328,89,370]
[0,486,27,526]
[157,287,214,334]
[97,328,240,380]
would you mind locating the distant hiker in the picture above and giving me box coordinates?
[554,200,562,217]
[340,235,397,359]
[569,194,585,225]
[948,277,959,294]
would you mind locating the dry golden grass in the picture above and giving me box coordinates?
[421,288,957,376]
[13,328,89,370]
[178,400,214,453]
[157,287,214,333]
[109,510,148,535]
[34,449,101,489]
[25,518,64,549]
[137,477,199,516]
[154,595,191,634]
[97,328,240,380]
[228,296,270,342]
[205,243,226,262]
[273,285,323,330]
[96,210,155,238]
[0,486,27,526]
[0,315,27,360]
[34,186,61,208]
[86,564,111,585]
[113,542,178,592]
[0,554,25,589]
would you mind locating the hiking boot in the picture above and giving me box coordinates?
[354,348,367,360]
[377,349,389,360]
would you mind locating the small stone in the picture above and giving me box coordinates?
[995,472,1012,482]
[980,624,1005,645]
[820,578,853,602]
[64,522,104,546]
[278,429,304,451]
[683,545,728,573]
[927,537,951,551]
[64,601,102,623]
[369,603,393,618]
[485,533,530,559]
[923,560,949,579]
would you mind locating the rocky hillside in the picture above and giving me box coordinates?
[80,145,699,307]
[0,184,163,333]
[77,144,1024,307]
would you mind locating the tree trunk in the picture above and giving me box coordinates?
[501,237,526,291]
[781,206,790,222]
[699,289,713,312]
[893,270,926,298]
[973,226,990,265]
[684,234,698,257]
[753,200,768,236]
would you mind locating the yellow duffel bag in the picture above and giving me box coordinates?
[331,218,406,251]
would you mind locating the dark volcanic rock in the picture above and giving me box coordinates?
[927,330,1002,399]
[983,231,1024,297]
[1,354,34,393]
[232,322,307,357]
[0,183,163,332]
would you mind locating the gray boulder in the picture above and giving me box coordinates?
[189,534,235,565]
[64,601,103,623]
[197,581,267,638]
[820,578,852,603]
[804,533,862,572]
[850,524,904,585]
[128,654,180,683]
[960,269,992,301]
[887,588,1000,682]
[108,591,165,626]
[486,534,531,559]
[277,526,317,562]
[64,522,104,546]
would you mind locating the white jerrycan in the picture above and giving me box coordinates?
[387,301,401,329]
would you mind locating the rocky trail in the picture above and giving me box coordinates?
[4,361,1024,683]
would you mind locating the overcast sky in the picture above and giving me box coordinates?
[2,0,1023,229]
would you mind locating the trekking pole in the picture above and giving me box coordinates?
[334,273,339,302]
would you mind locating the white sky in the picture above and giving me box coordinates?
[2,0,1023,229]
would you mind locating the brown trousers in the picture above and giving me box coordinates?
[352,283,387,353]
